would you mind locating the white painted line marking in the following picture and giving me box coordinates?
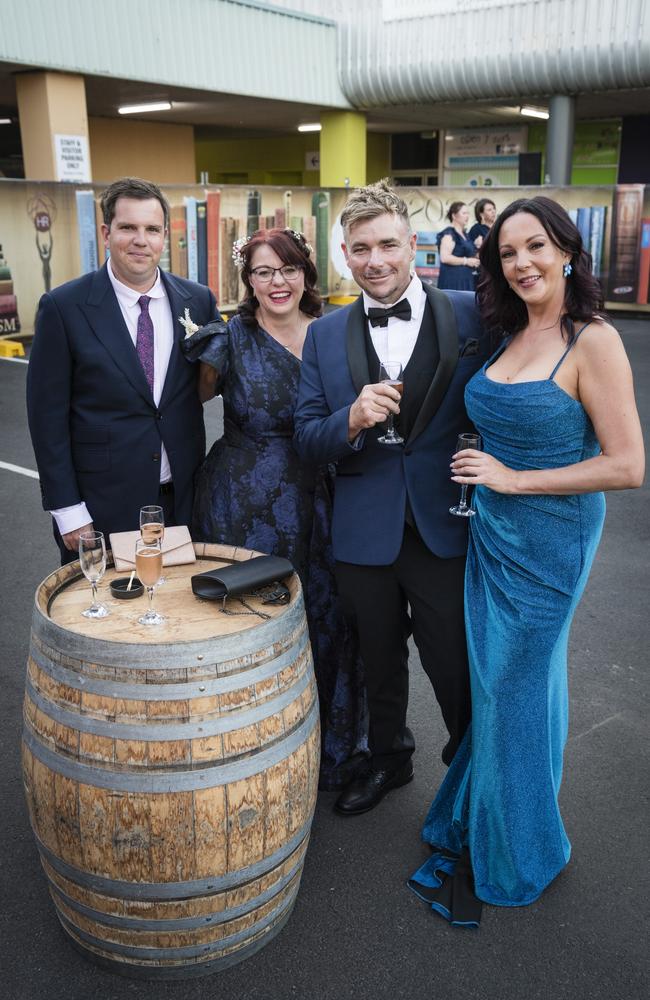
[0,356,28,365]
[0,460,39,479]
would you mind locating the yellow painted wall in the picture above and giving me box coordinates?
[320,111,366,187]
[367,133,390,183]
[196,130,390,187]
[89,118,196,184]
[195,133,320,186]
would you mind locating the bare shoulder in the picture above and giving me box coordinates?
[574,318,630,368]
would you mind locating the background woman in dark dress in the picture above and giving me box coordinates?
[184,228,368,789]
[468,197,497,248]
[437,202,481,291]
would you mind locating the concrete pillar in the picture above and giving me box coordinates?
[545,94,575,186]
[16,72,92,181]
[320,111,366,188]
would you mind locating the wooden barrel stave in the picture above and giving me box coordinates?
[42,835,308,921]
[22,545,320,978]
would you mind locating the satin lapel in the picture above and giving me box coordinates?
[346,297,371,395]
[80,264,153,403]
[406,286,459,446]
[159,270,192,407]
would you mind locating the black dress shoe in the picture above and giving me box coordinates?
[334,762,414,816]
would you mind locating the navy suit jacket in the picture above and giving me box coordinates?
[293,285,489,565]
[26,263,220,537]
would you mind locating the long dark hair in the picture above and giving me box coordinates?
[474,198,495,224]
[237,228,322,322]
[476,196,604,341]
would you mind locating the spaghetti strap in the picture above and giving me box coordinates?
[484,336,510,371]
[548,322,591,380]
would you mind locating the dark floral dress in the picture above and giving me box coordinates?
[184,313,368,789]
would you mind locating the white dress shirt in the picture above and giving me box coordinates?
[51,261,174,535]
[362,273,426,375]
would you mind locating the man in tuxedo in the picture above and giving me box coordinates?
[294,180,488,815]
[27,176,221,563]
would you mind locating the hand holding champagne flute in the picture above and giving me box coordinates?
[449,432,482,517]
[140,504,166,584]
[135,538,165,625]
[377,361,404,445]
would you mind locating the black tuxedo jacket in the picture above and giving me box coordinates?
[26,263,220,537]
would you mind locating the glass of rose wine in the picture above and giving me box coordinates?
[135,538,165,625]
[140,505,166,584]
[377,361,404,445]
[79,530,109,619]
[449,432,482,517]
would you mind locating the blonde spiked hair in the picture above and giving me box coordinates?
[340,178,411,240]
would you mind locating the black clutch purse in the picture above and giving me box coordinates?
[191,555,294,617]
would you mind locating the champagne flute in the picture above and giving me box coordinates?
[135,538,165,625]
[79,530,109,619]
[449,432,482,517]
[140,505,166,584]
[377,361,404,445]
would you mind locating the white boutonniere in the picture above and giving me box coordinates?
[179,308,200,339]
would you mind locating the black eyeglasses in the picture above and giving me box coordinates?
[250,265,303,282]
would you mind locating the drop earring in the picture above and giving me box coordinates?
[563,262,572,277]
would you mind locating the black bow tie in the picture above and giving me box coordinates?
[367,299,412,327]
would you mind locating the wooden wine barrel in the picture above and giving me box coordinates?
[22,543,320,980]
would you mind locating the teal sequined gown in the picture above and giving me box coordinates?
[410,331,606,924]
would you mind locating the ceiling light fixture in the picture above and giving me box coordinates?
[298,123,321,132]
[118,101,172,115]
[0,118,12,125]
[520,106,549,120]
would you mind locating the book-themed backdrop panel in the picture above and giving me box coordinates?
[0,180,648,336]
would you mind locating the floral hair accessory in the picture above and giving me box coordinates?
[178,308,200,339]
[231,229,313,270]
[232,235,251,269]
[285,229,313,255]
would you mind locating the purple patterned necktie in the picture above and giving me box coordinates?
[136,295,154,393]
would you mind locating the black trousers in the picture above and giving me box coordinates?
[335,524,470,770]
[55,485,177,566]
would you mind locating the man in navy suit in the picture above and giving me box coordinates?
[294,180,488,815]
[27,177,221,563]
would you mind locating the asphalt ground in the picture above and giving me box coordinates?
[1,319,648,1000]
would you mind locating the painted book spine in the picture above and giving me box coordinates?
[206,191,221,301]
[606,185,644,303]
[170,205,188,279]
[75,190,99,274]
[637,217,650,305]
[185,197,198,283]
[196,201,208,285]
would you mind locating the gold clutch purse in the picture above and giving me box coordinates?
[108,525,196,572]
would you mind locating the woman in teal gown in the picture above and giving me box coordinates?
[409,197,645,926]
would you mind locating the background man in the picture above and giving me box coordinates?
[294,180,488,815]
[27,176,222,563]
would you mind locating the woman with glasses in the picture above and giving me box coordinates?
[182,228,368,790]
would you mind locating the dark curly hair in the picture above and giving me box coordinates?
[477,196,604,342]
[237,228,322,322]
